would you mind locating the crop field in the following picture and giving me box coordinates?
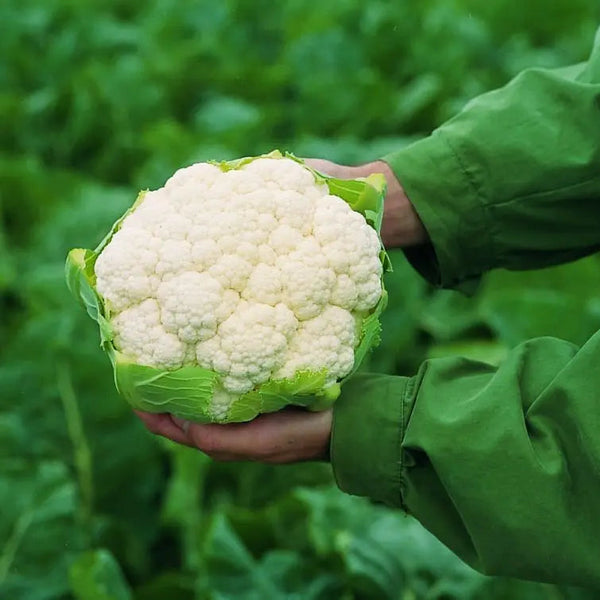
[2,0,600,598]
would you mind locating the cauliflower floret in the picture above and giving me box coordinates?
[222,168,266,196]
[274,306,357,384]
[355,272,384,311]
[241,157,325,194]
[119,192,160,228]
[209,254,254,292]
[164,162,221,192]
[269,224,305,253]
[156,239,193,278]
[242,264,283,305]
[273,190,317,235]
[209,169,263,200]
[257,244,277,266]
[314,198,381,267]
[112,299,188,369]
[314,197,383,311]
[151,213,191,242]
[95,228,162,312]
[189,238,221,271]
[195,335,226,372]
[278,239,336,320]
[330,274,359,310]
[209,386,239,422]
[157,272,238,344]
[196,302,297,393]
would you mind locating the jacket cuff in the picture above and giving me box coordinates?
[330,373,413,508]
[383,132,490,289]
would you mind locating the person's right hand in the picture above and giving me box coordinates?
[304,158,427,248]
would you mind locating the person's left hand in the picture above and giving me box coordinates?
[135,408,332,463]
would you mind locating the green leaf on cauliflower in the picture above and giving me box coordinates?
[114,360,220,422]
[65,249,113,347]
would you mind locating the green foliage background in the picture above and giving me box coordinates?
[2,1,600,598]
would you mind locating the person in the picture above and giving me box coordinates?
[136,28,600,588]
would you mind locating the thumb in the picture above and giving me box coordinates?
[303,158,354,178]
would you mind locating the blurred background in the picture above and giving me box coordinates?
[2,0,600,598]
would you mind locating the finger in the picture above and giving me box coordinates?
[183,419,272,458]
[304,159,364,181]
[134,411,192,446]
[168,416,277,461]
[135,411,248,459]
[303,158,337,174]
[180,409,332,463]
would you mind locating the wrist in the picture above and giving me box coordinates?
[351,161,427,248]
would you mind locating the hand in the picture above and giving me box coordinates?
[304,158,427,248]
[135,407,332,463]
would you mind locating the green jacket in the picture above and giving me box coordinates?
[331,29,600,588]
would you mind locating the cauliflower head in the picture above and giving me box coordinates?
[66,152,388,423]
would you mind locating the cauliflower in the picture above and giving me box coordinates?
[66,151,388,423]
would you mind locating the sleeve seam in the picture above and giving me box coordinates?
[491,174,600,208]
[398,362,432,512]
[398,372,419,511]
[438,130,498,278]
[398,377,408,511]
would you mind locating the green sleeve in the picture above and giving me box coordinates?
[331,332,600,587]
[383,29,600,289]
[330,29,600,587]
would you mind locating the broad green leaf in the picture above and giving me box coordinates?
[226,486,488,599]
[479,257,600,346]
[420,289,484,342]
[0,218,14,292]
[132,573,195,600]
[69,549,132,600]
[200,513,337,600]
[0,461,81,600]
[161,446,211,571]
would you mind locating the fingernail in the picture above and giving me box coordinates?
[172,417,190,434]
